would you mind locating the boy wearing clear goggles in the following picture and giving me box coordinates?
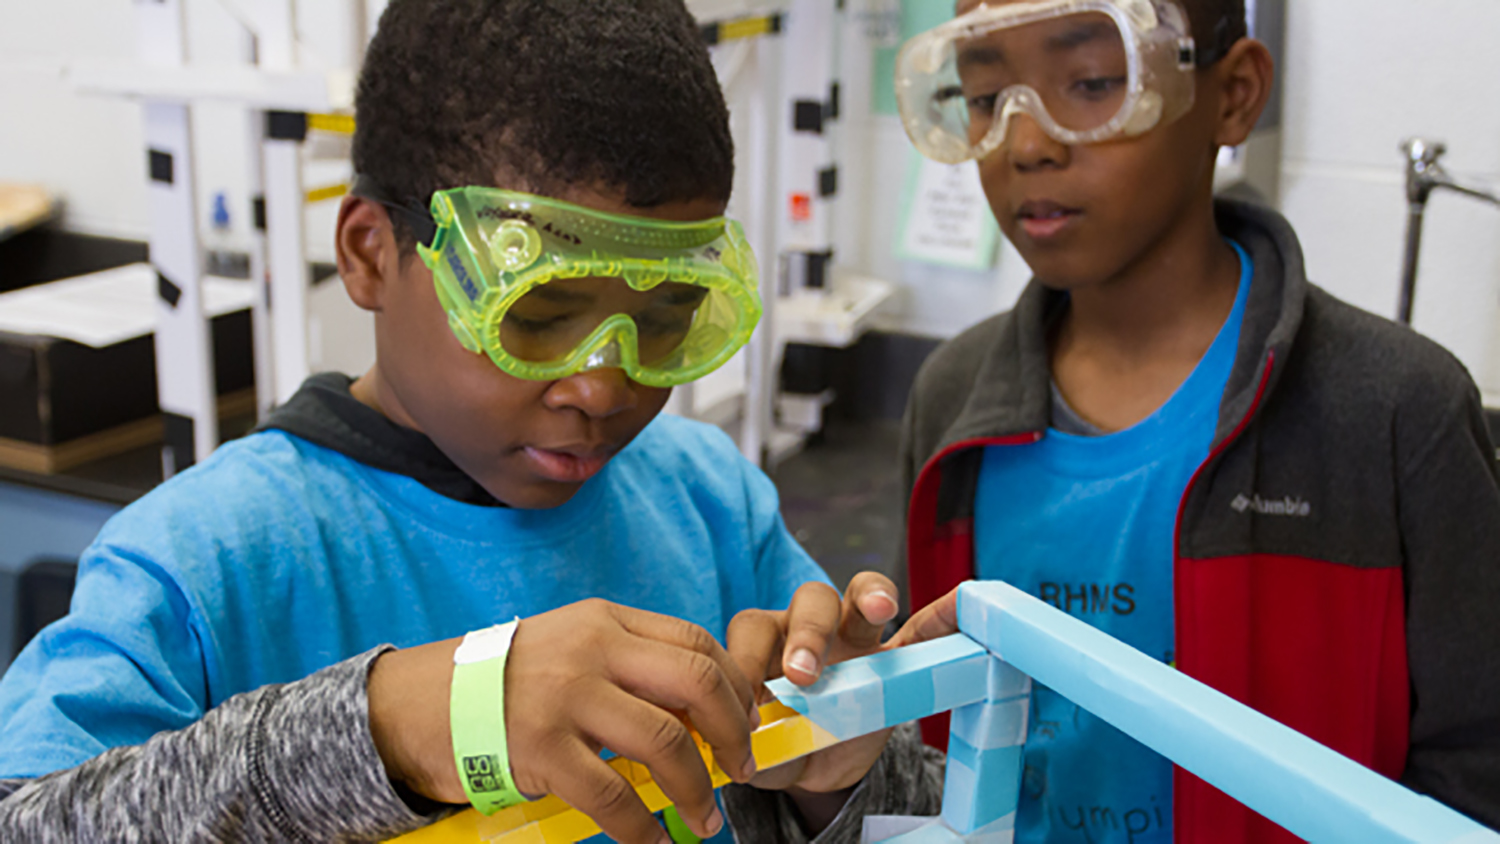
[0,1,939,841]
[898,0,1500,840]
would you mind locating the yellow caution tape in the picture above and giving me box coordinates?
[718,15,777,42]
[304,183,350,204]
[307,113,356,135]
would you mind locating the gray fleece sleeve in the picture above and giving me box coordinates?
[0,646,455,842]
[1395,383,1500,828]
[720,723,946,844]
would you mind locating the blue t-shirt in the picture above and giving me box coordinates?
[0,413,826,842]
[973,243,1252,844]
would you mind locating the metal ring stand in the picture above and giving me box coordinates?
[1398,138,1500,325]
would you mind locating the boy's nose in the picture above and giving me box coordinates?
[1005,112,1068,171]
[544,367,640,419]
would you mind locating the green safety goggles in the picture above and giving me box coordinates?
[353,176,762,388]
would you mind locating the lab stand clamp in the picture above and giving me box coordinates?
[1397,138,1500,327]
[392,580,1497,844]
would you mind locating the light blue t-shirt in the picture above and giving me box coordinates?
[0,413,826,842]
[973,242,1252,844]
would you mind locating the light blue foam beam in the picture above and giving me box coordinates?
[767,634,989,741]
[956,580,1500,844]
[942,656,1028,834]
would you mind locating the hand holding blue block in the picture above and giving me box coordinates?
[769,581,1499,844]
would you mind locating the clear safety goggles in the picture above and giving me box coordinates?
[353,177,762,388]
[896,0,1199,163]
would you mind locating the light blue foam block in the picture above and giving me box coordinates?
[941,735,1022,832]
[955,581,1500,844]
[942,657,1029,832]
[949,695,1028,752]
[866,818,967,844]
[864,814,1017,844]
[767,634,989,740]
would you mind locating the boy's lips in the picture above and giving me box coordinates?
[1016,200,1082,241]
[523,444,617,483]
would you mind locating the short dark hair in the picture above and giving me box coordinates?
[353,0,734,248]
[1184,0,1248,66]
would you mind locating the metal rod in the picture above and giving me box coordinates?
[1438,181,1500,207]
[1398,202,1426,326]
[1397,138,1500,326]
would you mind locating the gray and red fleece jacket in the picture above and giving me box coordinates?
[897,199,1500,839]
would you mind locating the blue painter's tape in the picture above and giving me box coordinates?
[943,723,1023,833]
[809,661,885,739]
[967,745,1023,829]
[985,658,1030,703]
[941,756,977,832]
[956,581,1500,844]
[950,698,1028,751]
[944,726,981,772]
[768,635,989,737]
[766,677,810,715]
[872,821,968,844]
[881,665,935,726]
[930,652,992,713]
[769,659,885,740]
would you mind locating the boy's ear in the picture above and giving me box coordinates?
[1210,37,1276,149]
[335,195,399,313]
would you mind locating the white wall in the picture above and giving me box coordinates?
[7,0,1500,389]
[0,0,358,260]
[0,1,146,239]
[1278,0,1500,393]
[841,0,1500,398]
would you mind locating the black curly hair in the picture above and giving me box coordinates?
[353,0,734,249]
[1183,0,1248,67]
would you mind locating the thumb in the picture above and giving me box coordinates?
[883,586,962,650]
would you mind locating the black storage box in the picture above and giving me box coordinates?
[0,310,255,472]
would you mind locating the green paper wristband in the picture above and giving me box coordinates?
[450,619,526,815]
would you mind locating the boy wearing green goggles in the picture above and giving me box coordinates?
[0,1,935,842]
[351,176,763,389]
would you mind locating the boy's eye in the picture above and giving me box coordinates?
[938,84,1002,117]
[634,301,699,336]
[967,93,1000,116]
[1070,76,1127,100]
[503,312,573,333]
[635,314,694,336]
[935,84,965,103]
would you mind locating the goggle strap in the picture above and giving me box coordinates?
[1196,13,1240,67]
[350,174,439,248]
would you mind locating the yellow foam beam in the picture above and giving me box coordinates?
[387,701,838,843]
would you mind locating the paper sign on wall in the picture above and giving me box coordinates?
[896,150,1002,270]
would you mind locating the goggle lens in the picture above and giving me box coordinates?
[948,12,1130,142]
[498,278,710,366]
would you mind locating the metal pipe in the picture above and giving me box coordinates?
[1398,138,1500,325]
[1398,202,1426,326]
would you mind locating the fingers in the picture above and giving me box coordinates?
[779,581,843,685]
[547,738,673,844]
[610,604,757,713]
[576,688,726,840]
[607,636,757,784]
[838,571,901,653]
[726,608,785,705]
[884,585,962,650]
